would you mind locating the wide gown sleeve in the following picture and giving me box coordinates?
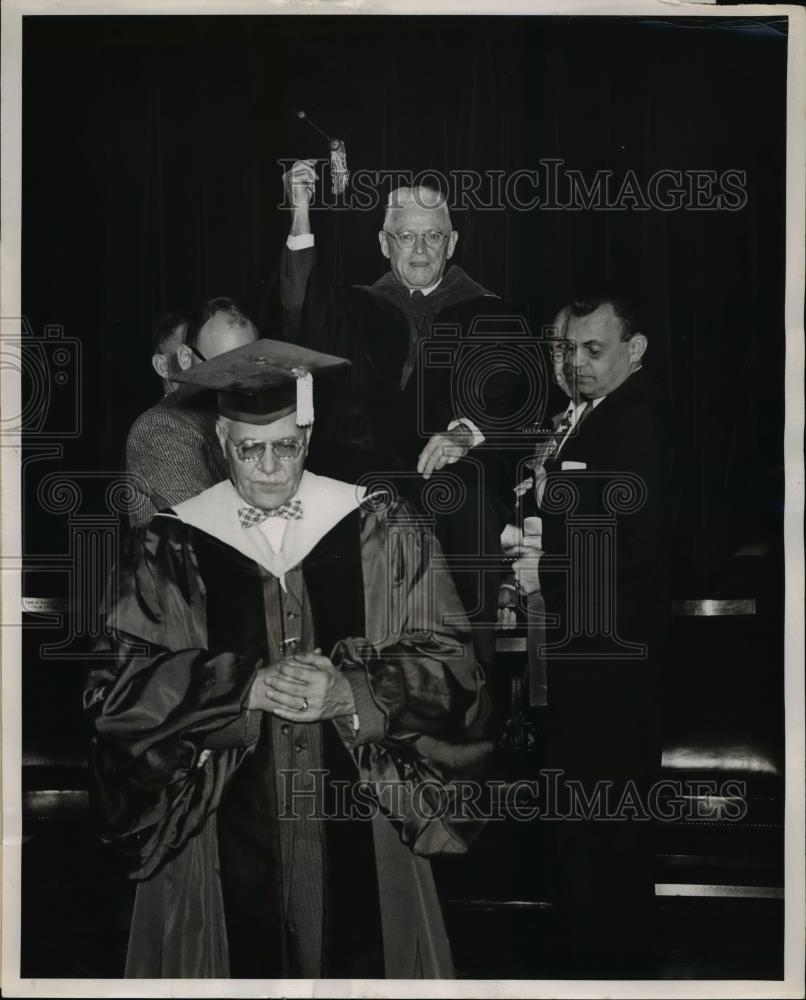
[84,520,263,879]
[332,502,494,855]
[281,243,355,359]
[280,244,317,345]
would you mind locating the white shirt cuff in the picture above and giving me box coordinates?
[286,233,315,251]
[448,418,485,448]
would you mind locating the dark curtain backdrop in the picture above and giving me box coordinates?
[22,14,787,595]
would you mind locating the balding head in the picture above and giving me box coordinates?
[177,297,258,372]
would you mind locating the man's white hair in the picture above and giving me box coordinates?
[383,185,453,231]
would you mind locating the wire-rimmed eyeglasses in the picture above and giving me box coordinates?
[383,229,450,250]
[548,341,575,362]
[225,432,305,464]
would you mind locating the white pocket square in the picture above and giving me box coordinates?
[561,460,587,470]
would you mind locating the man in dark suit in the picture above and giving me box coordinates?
[125,298,258,526]
[279,161,522,688]
[508,294,670,976]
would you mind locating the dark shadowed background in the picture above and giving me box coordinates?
[22,13,787,592]
[18,13,789,979]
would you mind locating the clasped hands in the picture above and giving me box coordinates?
[247,648,355,723]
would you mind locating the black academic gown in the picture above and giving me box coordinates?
[280,245,517,476]
[280,247,522,686]
[85,491,492,979]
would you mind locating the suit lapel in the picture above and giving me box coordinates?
[556,370,649,467]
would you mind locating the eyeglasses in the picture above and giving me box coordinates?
[188,344,207,363]
[225,432,305,463]
[383,230,450,250]
[549,342,573,361]
[549,341,607,363]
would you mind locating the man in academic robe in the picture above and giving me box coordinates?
[278,160,526,692]
[85,339,492,979]
[504,295,671,976]
[280,161,514,477]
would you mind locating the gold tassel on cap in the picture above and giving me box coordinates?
[292,368,314,425]
[296,111,349,197]
[330,139,349,196]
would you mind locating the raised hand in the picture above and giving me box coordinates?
[282,159,319,237]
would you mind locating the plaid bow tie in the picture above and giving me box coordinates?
[238,498,303,528]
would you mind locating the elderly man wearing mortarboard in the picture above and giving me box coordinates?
[85,340,491,980]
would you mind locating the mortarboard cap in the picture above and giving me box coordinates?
[172,339,349,426]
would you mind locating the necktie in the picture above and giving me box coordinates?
[237,498,303,528]
[532,409,573,469]
[534,400,595,470]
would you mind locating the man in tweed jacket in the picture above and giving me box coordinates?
[125,298,258,526]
